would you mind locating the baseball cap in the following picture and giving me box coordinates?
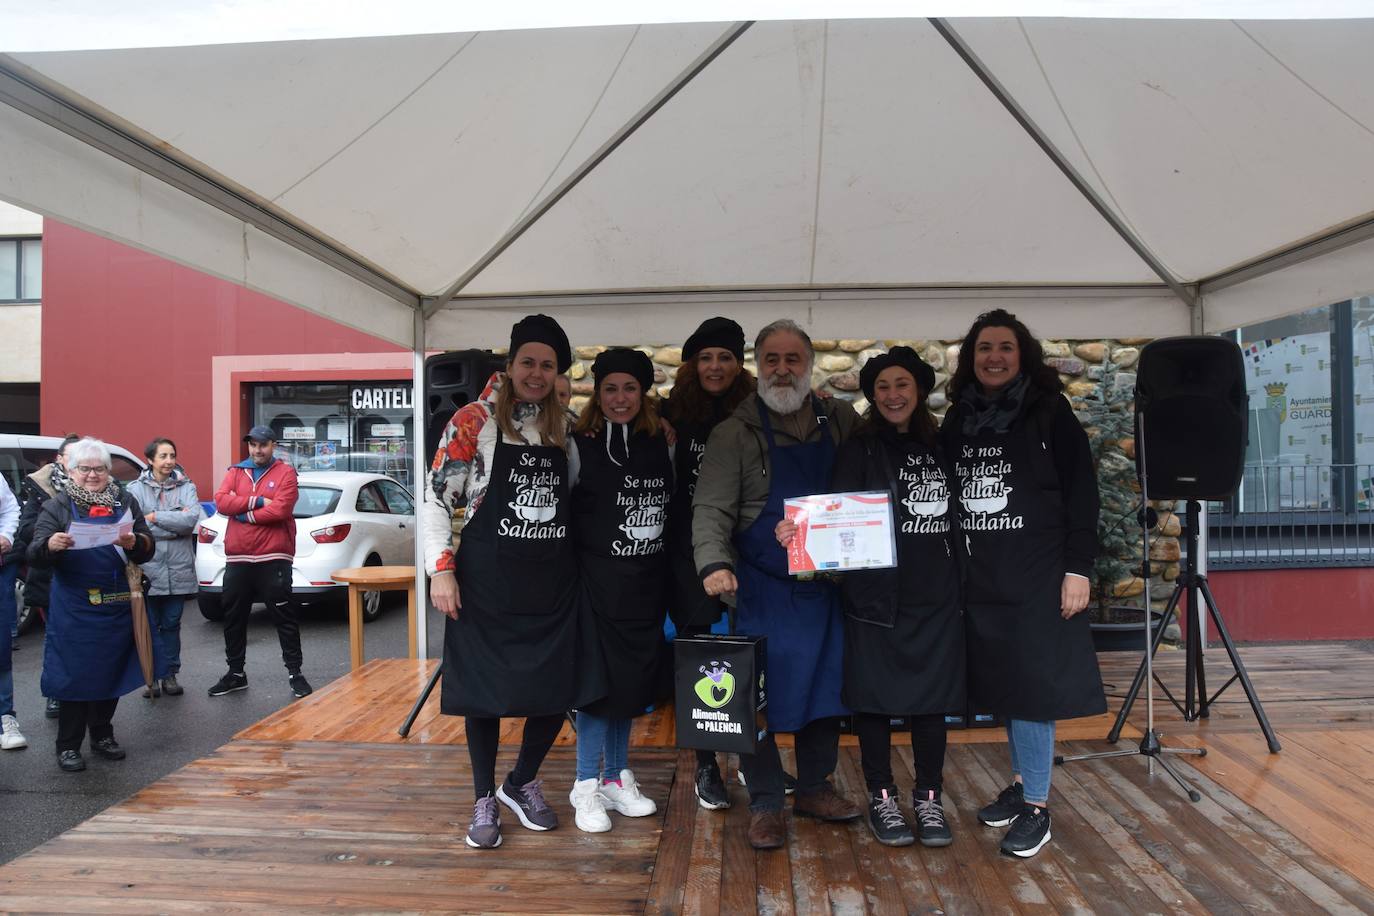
[243,425,277,443]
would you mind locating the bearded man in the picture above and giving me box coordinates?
[691,319,862,849]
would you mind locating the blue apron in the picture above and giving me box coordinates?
[733,398,848,732]
[40,499,143,702]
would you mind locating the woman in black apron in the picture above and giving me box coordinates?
[941,309,1104,859]
[779,347,964,848]
[660,317,753,810]
[567,349,673,832]
[426,314,605,850]
[25,438,155,772]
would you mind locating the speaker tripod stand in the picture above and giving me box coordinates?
[1057,415,1208,801]
[1104,499,1281,753]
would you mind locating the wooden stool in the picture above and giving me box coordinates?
[331,566,419,671]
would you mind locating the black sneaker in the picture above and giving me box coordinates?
[208,671,248,696]
[90,737,126,761]
[866,787,915,847]
[56,749,85,773]
[289,673,313,698]
[977,781,1024,827]
[694,763,730,810]
[496,779,558,831]
[1000,804,1052,858]
[465,795,502,849]
[913,788,953,847]
[45,697,61,719]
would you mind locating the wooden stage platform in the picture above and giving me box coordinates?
[2,643,1373,913]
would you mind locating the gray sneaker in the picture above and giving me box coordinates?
[497,778,559,831]
[465,795,502,849]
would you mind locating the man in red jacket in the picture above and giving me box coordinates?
[209,426,311,699]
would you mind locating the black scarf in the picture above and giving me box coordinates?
[960,373,1030,436]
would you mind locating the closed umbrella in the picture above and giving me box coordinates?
[125,562,155,694]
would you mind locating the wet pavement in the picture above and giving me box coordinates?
[0,595,446,865]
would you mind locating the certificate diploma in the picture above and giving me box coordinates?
[67,508,134,550]
[783,491,896,575]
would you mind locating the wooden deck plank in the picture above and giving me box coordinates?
[6,644,1374,913]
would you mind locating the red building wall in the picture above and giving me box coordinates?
[39,221,404,490]
[1207,568,1374,642]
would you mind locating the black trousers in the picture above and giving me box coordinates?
[853,712,948,794]
[222,560,302,673]
[56,698,118,753]
[465,714,566,799]
[738,716,842,813]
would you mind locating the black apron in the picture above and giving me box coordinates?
[441,424,606,718]
[572,427,673,718]
[41,498,143,702]
[841,437,966,717]
[665,414,727,630]
[954,419,1105,721]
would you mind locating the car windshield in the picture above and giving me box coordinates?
[294,486,343,518]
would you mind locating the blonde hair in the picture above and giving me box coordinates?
[494,370,568,448]
[575,383,662,438]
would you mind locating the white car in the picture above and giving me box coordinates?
[195,471,415,623]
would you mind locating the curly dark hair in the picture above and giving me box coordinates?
[948,308,1062,404]
[662,358,755,425]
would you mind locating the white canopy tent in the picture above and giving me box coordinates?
[4,7,1373,654]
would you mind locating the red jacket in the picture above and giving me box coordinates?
[214,459,298,563]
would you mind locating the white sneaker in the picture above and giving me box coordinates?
[1,714,27,750]
[600,769,657,817]
[569,778,612,833]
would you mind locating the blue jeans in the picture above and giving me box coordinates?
[0,563,17,717]
[575,712,630,782]
[146,595,187,676]
[1007,718,1056,806]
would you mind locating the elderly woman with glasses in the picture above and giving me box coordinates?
[27,437,155,773]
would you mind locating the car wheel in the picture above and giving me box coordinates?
[15,576,40,635]
[198,592,225,622]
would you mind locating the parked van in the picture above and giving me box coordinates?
[0,434,147,634]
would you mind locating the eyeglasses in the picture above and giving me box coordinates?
[73,465,109,477]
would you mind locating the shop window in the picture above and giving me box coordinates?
[1237,305,1334,510]
[1354,297,1374,508]
[251,382,415,488]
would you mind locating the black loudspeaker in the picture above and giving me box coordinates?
[424,350,505,461]
[1135,336,1248,500]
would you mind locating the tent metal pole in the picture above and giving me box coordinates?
[422,20,754,319]
[928,18,1198,311]
[411,308,429,660]
[1199,215,1374,296]
[0,54,420,308]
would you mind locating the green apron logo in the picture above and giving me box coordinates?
[694,661,735,709]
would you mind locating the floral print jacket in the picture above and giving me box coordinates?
[420,372,576,576]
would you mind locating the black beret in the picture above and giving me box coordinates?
[682,316,745,362]
[509,314,572,372]
[593,347,655,393]
[859,346,936,403]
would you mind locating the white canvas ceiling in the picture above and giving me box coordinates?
[3,12,1374,348]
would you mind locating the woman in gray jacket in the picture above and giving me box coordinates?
[126,438,203,697]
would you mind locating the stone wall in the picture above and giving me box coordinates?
[537,335,1174,613]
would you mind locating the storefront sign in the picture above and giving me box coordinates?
[351,386,413,411]
[371,423,405,437]
[282,426,313,440]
